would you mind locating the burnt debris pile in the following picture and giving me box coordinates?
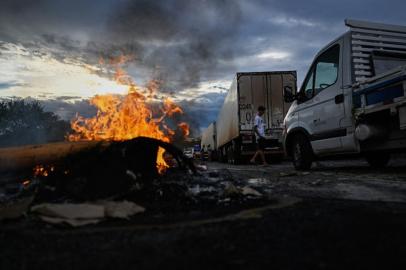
[1,137,267,225]
[35,137,196,202]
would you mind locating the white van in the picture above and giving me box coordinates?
[283,19,406,170]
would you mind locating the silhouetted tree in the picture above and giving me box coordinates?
[0,100,71,147]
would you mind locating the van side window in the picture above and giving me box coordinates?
[314,45,339,95]
[304,71,314,99]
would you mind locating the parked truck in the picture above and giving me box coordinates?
[283,19,406,170]
[212,71,296,164]
[201,121,217,161]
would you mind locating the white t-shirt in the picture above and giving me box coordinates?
[254,114,265,139]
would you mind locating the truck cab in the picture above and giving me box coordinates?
[283,19,406,170]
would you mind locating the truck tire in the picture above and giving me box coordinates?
[227,145,239,164]
[227,146,232,164]
[221,148,227,163]
[291,134,313,170]
[365,152,390,168]
[231,140,241,165]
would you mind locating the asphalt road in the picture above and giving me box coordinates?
[1,157,406,270]
[203,157,406,203]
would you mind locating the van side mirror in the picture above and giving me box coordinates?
[283,86,295,103]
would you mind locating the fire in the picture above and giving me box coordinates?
[33,165,54,177]
[178,122,190,137]
[22,180,31,187]
[68,55,189,173]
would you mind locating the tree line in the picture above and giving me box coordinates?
[0,100,71,147]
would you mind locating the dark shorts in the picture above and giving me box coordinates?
[256,137,266,150]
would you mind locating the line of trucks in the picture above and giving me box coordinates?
[201,19,406,169]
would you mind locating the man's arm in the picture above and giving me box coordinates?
[253,125,260,137]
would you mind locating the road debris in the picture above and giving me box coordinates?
[0,195,35,221]
[247,178,271,186]
[0,180,37,220]
[279,171,298,177]
[223,182,240,197]
[279,171,311,177]
[1,138,272,228]
[31,201,145,227]
[196,164,208,171]
[241,186,262,197]
[310,179,323,186]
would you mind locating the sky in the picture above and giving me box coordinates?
[0,0,406,133]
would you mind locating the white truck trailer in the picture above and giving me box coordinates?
[283,19,406,170]
[214,71,296,164]
[200,121,217,160]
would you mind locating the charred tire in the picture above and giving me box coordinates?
[365,152,390,168]
[291,134,313,170]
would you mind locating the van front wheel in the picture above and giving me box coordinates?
[291,134,313,170]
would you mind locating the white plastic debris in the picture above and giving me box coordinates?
[103,201,145,219]
[241,186,262,197]
[247,178,270,186]
[31,201,145,227]
[31,203,105,220]
[196,164,208,171]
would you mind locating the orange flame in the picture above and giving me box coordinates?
[33,165,54,177]
[178,122,190,137]
[69,55,189,173]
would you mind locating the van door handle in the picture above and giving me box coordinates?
[313,118,320,123]
[335,94,344,104]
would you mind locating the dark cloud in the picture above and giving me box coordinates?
[0,81,26,90]
[0,0,243,89]
[38,98,97,121]
[1,0,406,88]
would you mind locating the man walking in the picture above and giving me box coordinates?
[250,106,268,165]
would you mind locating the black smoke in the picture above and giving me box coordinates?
[0,0,242,90]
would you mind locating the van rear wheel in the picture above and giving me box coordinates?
[291,134,313,170]
[365,152,390,168]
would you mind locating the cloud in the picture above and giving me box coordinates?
[179,92,227,133]
[1,0,405,90]
[0,0,244,90]
[35,98,97,121]
[0,81,26,90]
